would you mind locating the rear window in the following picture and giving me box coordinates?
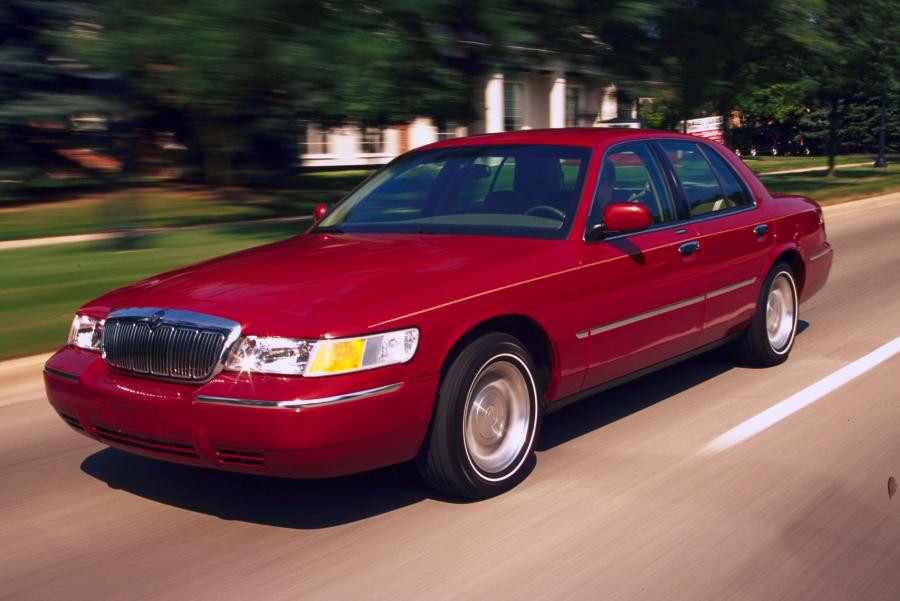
[701,146,754,208]
[660,140,753,217]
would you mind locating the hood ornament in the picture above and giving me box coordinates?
[148,310,166,329]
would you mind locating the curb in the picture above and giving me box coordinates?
[0,214,313,252]
[759,161,873,176]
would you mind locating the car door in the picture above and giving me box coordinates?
[657,140,775,346]
[579,142,704,390]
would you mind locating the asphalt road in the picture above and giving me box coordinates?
[2,194,899,601]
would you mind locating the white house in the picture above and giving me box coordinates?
[300,70,627,168]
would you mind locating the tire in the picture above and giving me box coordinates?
[734,262,799,367]
[417,333,542,499]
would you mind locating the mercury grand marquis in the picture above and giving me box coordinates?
[45,129,833,499]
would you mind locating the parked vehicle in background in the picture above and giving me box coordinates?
[730,125,816,157]
[45,129,832,499]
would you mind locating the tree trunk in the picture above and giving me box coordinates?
[875,95,887,168]
[195,119,233,186]
[826,96,839,177]
[718,96,733,148]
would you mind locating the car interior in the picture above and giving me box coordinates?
[340,146,591,235]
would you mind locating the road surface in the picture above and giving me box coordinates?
[2,194,899,601]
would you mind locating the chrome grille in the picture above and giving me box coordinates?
[101,308,241,383]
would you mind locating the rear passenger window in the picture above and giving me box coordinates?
[659,141,727,216]
[701,147,754,208]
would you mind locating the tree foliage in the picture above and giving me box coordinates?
[0,1,120,183]
[2,0,899,186]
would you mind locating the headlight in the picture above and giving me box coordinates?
[68,314,104,352]
[224,328,419,377]
[225,336,314,375]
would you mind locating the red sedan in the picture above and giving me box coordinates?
[45,129,833,499]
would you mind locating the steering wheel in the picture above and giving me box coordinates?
[626,181,653,204]
[525,205,566,221]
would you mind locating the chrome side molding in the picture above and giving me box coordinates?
[576,276,757,339]
[705,277,756,299]
[589,295,705,336]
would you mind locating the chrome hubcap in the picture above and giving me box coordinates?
[766,274,796,352]
[464,359,531,475]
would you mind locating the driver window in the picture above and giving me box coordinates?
[589,143,675,228]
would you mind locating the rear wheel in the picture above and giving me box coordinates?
[734,263,799,366]
[417,333,541,499]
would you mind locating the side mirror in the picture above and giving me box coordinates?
[586,202,653,241]
[603,202,652,233]
[313,203,330,222]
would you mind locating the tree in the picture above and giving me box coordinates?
[640,0,832,143]
[0,0,116,190]
[59,0,571,184]
[789,0,900,173]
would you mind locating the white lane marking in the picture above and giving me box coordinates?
[703,337,900,454]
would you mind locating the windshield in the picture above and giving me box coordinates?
[314,144,592,239]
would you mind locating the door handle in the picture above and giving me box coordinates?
[679,240,701,256]
[753,224,769,237]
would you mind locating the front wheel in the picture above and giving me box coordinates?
[734,263,799,366]
[417,333,541,499]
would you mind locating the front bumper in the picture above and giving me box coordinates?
[44,347,438,478]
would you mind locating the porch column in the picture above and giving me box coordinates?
[549,72,566,128]
[484,72,504,133]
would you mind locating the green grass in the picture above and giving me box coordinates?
[761,163,900,204]
[739,154,885,175]
[0,222,299,361]
[0,169,370,241]
[4,161,900,362]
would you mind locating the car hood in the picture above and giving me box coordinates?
[83,232,563,338]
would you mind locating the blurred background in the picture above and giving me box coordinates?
[2,0,900,361]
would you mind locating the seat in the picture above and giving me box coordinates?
[515,155,568,215]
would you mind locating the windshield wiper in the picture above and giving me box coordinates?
[312,226,344,234]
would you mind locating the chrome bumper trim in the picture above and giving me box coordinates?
[809,247,833,262]
[195,382,402,409]
[44,366,80,382]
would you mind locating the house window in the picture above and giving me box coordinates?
[361,128,384,154]
[617,91,635,120]
[503,81,524,131]
[566,86,583,127]
[303,124,327,155]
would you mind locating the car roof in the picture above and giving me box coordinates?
[421,128,702,150]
